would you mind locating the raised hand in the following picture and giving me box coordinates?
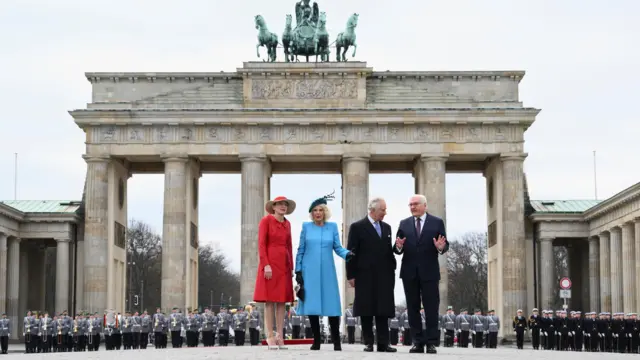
[433,235,447,251]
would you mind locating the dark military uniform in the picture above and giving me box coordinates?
[513,310,526,349]
[528,309,541,350]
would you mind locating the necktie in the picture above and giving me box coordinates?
[374,222,381,237]
[415,217,421,236]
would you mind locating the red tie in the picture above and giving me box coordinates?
[415,217,421,236]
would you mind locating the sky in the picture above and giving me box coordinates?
[1,0,639,305]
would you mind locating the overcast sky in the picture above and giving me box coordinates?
[1,0,638,305]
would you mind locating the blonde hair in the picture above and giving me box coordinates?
[309,203,332,221]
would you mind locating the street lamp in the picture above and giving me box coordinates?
[127,261,136,312]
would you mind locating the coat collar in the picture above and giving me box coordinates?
[362,216,383,239]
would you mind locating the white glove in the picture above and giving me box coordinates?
[38,332,41,336]
[257,326,261,331]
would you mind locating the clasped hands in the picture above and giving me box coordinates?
[395,234,447,251]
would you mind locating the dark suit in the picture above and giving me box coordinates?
[395,213,448,347]
[346,217,396,347]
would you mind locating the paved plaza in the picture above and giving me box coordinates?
[0,344,633,359]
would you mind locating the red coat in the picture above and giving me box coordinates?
[253,215,294,303]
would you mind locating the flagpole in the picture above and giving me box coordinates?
[593,150,598,200]
[14,153,18,200]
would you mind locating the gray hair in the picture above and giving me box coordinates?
[410,194,427,204]
[368,197,385,211]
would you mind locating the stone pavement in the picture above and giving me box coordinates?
[0,344,632,359]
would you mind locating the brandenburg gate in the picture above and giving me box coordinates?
[70,61,539,336]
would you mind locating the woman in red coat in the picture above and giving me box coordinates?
[253,195,296,349]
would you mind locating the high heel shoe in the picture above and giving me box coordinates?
[275,333,288,350]
[266,336,278,350]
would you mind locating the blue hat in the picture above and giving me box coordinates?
[308,190,335,213]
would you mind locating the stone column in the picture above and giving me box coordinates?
[539,238,554,310]
[82,155,110,313]
[0,233,7,314]
[6,237,19,340]
[621,222,635,312]
[610,226,623,312]
[161,156,188,311]
[588,237,600,313]
[55,238,70,313]
[239,155,267,306]
[342,154,370,308]
[599,232,611,312]
[75,240,84,313]
[500,153,527,334]
[417,154,448,312]
[635,218,640,313]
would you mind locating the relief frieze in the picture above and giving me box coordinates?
[251,79,358,100]
[92,123,520,144]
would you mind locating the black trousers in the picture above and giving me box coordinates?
[309,315,340,345]
[123,332,132,349]
[187,331,198,347]
[201,330,213,346]
[390,328,399,345]
[360,316,389,346]
[347,326,355,344]
[132,332,140,349]
[248,328,259,345]
[140,333,149,349]
[0,336,7,354]
[292,325,301,339]
[531,328,540,349]
[402,277,439,346]
[472,332,483,348]
[403,328,412,345]
[218,329,229,346]
[153,332,163,348]
[515,328,524,349]
[234,330,245,346]
[305,327,312,338]
[459,330,469,347]
[170,331,181,347]
[88,333,100,351]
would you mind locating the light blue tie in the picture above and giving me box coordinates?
[374,222,382,237]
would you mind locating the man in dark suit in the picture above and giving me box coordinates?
[346,197,397,353]
[394,194,448,354]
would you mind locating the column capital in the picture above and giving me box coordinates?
[82,155,110,163]
[238,154,267,162]
[599,231,610,238]
[539,237,554,243]
[55,238,71,243]
[420,153,449,161]
[342,153,370,161]
[609,225,622,232]
[500,152,528,161]
[588,236,599,242]
[161,154,189,163]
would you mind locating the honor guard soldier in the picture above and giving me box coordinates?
[186,310,200,347]
[53,315,63,352]
[442,306,455,347]
[583,312,597,351]
[289,302,302,339]
[87,313,101,351]
[627,313,639,353]
[454,308,471,348]
[233,307,247,346]
[528,308,541,350]
[139,310,150,349]
[612,312,625,352]
[131,311,141,349]
[169,307,184,348]
[61,310,72,352]
[484,309,499,348]
[200,308,215,347]
[247,304,261,346]
[344,303,357,344]
[121,311,132,349]
[556,310,569,350]
[401,308,411,346]
[544,310,556,350]
[0,313,10,354]
[23,311,33,353]
[152,308,165,349]
[470,309,485,348]
[217,305,231,346]
[389,309,400,346]
[513,309,526,349]
[40,311,53,352]
[303,315,312,339]
[570,311,584,351]
[596,312,608,352]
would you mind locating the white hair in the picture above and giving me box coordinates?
[368,197,385,211]
[410,194,427,205]
[309,203,332,221]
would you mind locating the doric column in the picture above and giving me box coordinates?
[417,153,448,312]
[342,154,370,307]
[6,237,20,340]
[82,155,110,313]
[239,155,267,306]
[588,236,600,312]
[539,238,554,310]
[621,222,635,312]
[500,153,527,333]
[55,238,70,313]
[0,233,7,314]
[161,156,188,311]
[610,226,623,312]
[635,218,640,314]
[75,239,84,313]
[599,232,611,312]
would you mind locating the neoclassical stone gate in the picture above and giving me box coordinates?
[70,61,539,336]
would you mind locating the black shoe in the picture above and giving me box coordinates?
[427,345,437,354]
[364,344,374,352]
[409,344,424,353]
[377,345,397,352]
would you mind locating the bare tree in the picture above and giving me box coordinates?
[198,244,240,312]
[126,219,162,313]
[552,246,569,308]
[447,232,488,312]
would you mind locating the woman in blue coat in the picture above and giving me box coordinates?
[294,192,353,351]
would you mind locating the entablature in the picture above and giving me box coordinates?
[534,218,590,239]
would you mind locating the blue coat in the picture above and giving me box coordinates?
[295,221,350,316]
